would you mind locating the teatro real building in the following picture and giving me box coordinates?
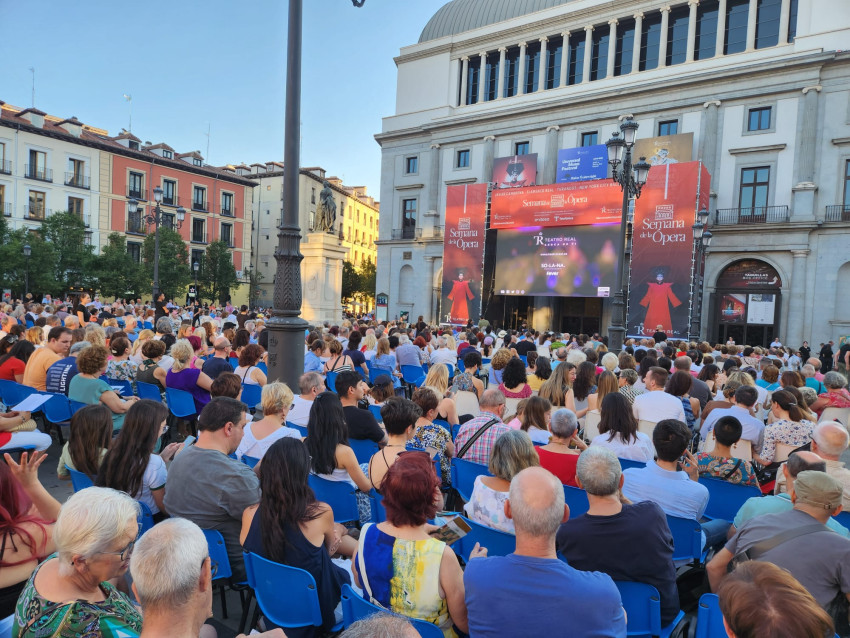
[374,0,850,347]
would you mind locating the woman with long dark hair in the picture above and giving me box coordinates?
[498,357,532,399]
[589,392,655,462]
[0,339,36,382]
[95,399,182,520]
[56,404,112,480]
[572,361,598,419]
[240,437,353,638]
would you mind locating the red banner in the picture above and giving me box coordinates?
[626,162,707,339]
[490,180,625,229]
[441,184,488,326]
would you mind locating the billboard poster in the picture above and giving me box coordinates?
[490,180,624,229]
[492,154,538,189]
[719,294,747,324]
[746,293,776,325]
[632,132,694,167]
[716,260,782,289]
[556,145,608,183]
[441,184,488,326]
[626,162,706,339]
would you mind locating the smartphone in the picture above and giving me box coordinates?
[183,435,196,447]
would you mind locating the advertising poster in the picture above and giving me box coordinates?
[746,293,776,325]
[490,180,624,229]
[626,162,705,339]
[556,145,608,183]
[492,154,538,189]
[719,294,747,324]
[441,184,488,326]
[716,260,782,289]
[632,132,694,167]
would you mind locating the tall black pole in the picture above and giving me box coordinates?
[608,149,632,353]
[152,203,161,299]
[267,0,308,391]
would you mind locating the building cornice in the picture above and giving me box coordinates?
[728,143,788,155]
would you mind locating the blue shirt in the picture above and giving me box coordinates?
[304,351,324,374]
[465,554,626,637]
[45,356,78,395]
[622,461,709,522]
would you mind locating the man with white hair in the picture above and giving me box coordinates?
[775,421,850,508]
[394,333,421,368]
[131,518,284,638]
[464,466,626,636]
[557,447,680,626]
[289,371,324,426]
[430,335,458,367]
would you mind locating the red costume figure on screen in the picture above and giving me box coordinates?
[639,271,681,335]
[447,271,474,324]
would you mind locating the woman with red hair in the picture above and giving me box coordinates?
[0,451,61,617]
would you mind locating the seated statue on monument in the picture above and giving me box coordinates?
[314,181,337,233]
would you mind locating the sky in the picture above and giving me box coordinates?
[0,0,451,199]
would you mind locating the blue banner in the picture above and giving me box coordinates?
[556,145,608,183]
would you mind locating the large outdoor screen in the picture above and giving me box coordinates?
[493,224,620,297]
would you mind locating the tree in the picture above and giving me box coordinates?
[42,211,95,292]
[198,240,240,305]
[94,233,145,300]
[142,227,191,301]
[357,260,377,301]
[0,227,56,298]
[341,260,360,304]
[243,266,265,309]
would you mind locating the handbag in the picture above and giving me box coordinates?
[8,418,37,433]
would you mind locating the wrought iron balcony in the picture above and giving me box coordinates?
[2,202,10,217]
[25,165,52,182]
[128,187,148,201]
[162,194,181,207]
[23,204,49,220]
[192,199,208,212]
[715,205,789,226]
[127,213,146,235]
[0,160,11,175]
[391,227,417,240]
[825,204,850,223]
[65,172,90,189]
[220,205,236,217]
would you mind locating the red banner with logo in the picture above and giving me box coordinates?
[441,184,488,326]
[626,162,708,339]
[490,180,624,228]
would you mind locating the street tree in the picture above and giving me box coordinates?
[142,227,191,301]
[341,260,360,305]
[42,211,95,292]
[94,233,145,300]
[198,240,240,305]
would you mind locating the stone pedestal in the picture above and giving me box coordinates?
[300,232,347,324]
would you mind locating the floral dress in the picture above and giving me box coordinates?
[696,453,760,487]
[105,358,138,382]
[411,421,453,484]
[759,418,816,464]
[464,475,513,533]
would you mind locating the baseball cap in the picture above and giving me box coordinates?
[794,471,844,511]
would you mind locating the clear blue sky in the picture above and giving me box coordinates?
[0,0,449,199]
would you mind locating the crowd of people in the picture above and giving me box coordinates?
[1,299,850,636]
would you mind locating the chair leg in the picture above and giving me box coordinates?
[239,591,254,634]
[219,584,228,619]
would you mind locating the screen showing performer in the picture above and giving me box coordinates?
[637,269,682,335]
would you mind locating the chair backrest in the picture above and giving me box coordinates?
[451,457,492,502]
[518,355,527,365]
[455,516,516,561]
[348,438,380,464]
[202,528,233,581]
[68,399,88,415]
[700,430,753,461]
[637,419,657,437]
[340,584,443,638]
[66,466,94,492]
[368,367,385,384]
[834,510,850,529]
[0,613,14,638]
[584,410,602,440]
[773,442,798,463]
[614,580,663,638]
[286,421,308,437]
[136,381,163,402]
[432,418,451,435]
[256,361,268,374]
[456,359,466,372]
[666,515,703,563]
[695,593,726,638]
[165,387,197,419]
[41,393,72,424]
[503,397,521,418]
[454,390,480,417]
[819,406,850,426]
[0,379,18,405]
[368,404,383,423]
[698,477,763,522]
[3,382,36,407]
[242,455,260,469]
[562,485,589,518]
[400,365,426,386]
[240,384,262,410]
[619,458,647,471]
[307,474,360,523]
[369,489,387,523]
[137,501,155,537]
[243,551,325,629]
[105,378,133,397]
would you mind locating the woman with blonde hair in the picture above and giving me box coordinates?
[165,339,213,414]
[445,333,457,352]
[361,333,377,361]
[235,382,300,461]
[193,326,210,356]
[423,363,459,424]
[24,327,43,347]
[84,323,106,348]
[130,329,155,364]
[539,362,577,410]
[587,370,619,412]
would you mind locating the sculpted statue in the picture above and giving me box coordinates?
[315,181,337,233]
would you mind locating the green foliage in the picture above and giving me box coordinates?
[243,266,264,308]
[94,233,145,300]
[142,227,191,301]
[0,227,56,297]
[341,259,376,306]
[358,260,376,299]
[198,240,240,305]
[42,212,95,291]
[341,260,359,302]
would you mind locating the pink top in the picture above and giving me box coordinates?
[498,383,533,399]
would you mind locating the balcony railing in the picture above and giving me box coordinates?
[192,200,208,212]
[23,205,49,220]
[127,214,146,235]
[162,194,181,207]
[0,160,11,175]
[221,205,236,217]
[128,187,148,201]
[191,233,208,244]
[65,172,90,189]
[391,227,417,240]
[825,204,850,222]
[2,202,10,217]
[416,225,443,239]
[25,165,52,182]
[715,205,789,226]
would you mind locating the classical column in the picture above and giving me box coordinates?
[745,0,758,50]
[543,125,560,184]
[559,32,570,86]
[716,0,728,56]
[483,135,496,183]
[518,42,527,95]
[792,85,821,220]
[786,250,809,346]
[582,25,593,82]
[496,47,507,99]
[538,37,549,91]
[478,52,487,103]
[632,13,644,73]
[607,19,618,77]
[699,100,722,205]
[659,7,671,68]
[428,143,441,216]
[778,0,792,45]
[686,0,699,62]
[459,57,469,106]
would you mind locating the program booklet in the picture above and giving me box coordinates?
[430,516,471,546]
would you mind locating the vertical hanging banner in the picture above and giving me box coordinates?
[626,162,706,339]
[441,184,488,326]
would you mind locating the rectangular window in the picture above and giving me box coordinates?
[666,6,691,66]
[614,19,636,75]
[545,36,563,89]
[456,149,470,168]
[193,158,202,167]
[193,186,207,211]
[567,32,586,85]
[484,52,499,101]
[515,141,530,156]
[221,192,233,215]
[581,132,599,147]
[524,43,541,94]
[695,0,719,60]
[747,106,772,131]
[755,0,782,49]
[788,0,798,41]
[739,166,770,212]
[161,212,175,231]
[162,179,176,206]
[68,196,84,217]
[162,150,173,159]
[0,184,5,216]
[401,198,417,239]
[503,47,520,97]
[28,150,48,181]
[725,0,749,54]
[192,218,206,243]
[466,55,481,104]
[68,158,86,188]
[640,12,663,71]
[28,190,45,219]
[191,249,204,269]
[404,156,418,174]
[658,120,679,136]
[128,171,144,199]
[843,160,850,208]
[222,223,233,247]
[127,242,141,263]
[590,25,611,81]
[128,140,140,150]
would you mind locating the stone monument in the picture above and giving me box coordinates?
[300,182,345,323]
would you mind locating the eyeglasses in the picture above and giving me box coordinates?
[99,539,135,562]
[160,424,170,435]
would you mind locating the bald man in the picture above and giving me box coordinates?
[201,337,233,380]
[775,422,850,508]
[464,467,626,637]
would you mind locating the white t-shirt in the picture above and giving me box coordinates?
[136,455,168,515]
[235,422,301,461]
[430,348,458,367]
[288,395,313,426]
[590,431,655,462]
[527,426,551,445]
[632,390,686,423]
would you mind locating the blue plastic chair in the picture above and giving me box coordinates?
[451,423,461,441]
[41,393,72,425]
[0,379,20,405]
[666,515,703,564]
[562,485,589,518]
[348,438,380,464]
[66,466,94,492]
[369,489,386,523]
[25,318,34,329]
[242,455,260,469]
[451,457,492,502]
[325,371,338,393]
[165,388,198,421]
[834,511,850,528]
[400,364,426,390]
[137,501,155,536]
[455,516,516,560]
[68,399,88,415]
[241,384,262,410]
[614,580,685,638]
[286,421,308,437]
[456,359,465,372]
[143,321,154,330]
[432,418,451,434]
[340,584,443,638]
[203,529,249,620]
[619,458,647,471]
[105,378,133,396]
[243,551,343,633]
[368,367,385,384]
[519,355,527,365]
[0,613,14,637]
[368,404,383,422]
[136,381,163,402]
[256,361,268,374]
[308,474,360,523]
[0,381,36,407]
[695,594,725,638]
[698,477,763,522]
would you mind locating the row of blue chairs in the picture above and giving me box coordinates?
[64,468,155,536]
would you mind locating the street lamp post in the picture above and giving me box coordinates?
[129,186,186,300]
[605,119,651,353]
[689,208,712,341]
[23,243,31,299]
[193,261,199,287]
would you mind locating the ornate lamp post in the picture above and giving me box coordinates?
[689,207,712,341]
[129,186,186,300]
[605,118,651,352]
[23,243,31,298]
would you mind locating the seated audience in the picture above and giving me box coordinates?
[665,370,700,431]
[0,340,35,382]
[571,361,598,419]
[536,408,585,486]
[410,387,455,485]
[22,326,72,391]
[368,374,395,407]
[557,447,679,626]
[210,372,243,400]
[289,371,324,426]
[809,370,850,417]
[105,336,137,381]
[453,389,511,465]
[135,339,168,392]
[336,370,386,444]
[368,397,420,490]
[519,395,554,445]
[166,338,213,414]
[202,336,235,379]
[775,421,850,508]
[754,389,816,465]
[700,385,764,452]
[69,344,139,431]
[235,382,300,461]
[234,343,267,386]
[586,370,618,413]
[451,350,485,399]
[498,357,533,399]
[632,366,686,423]
[56,404,111,479]
[696,416,760,487]
[617,367,642,405]
[423,363,460,424]
[590,392,655,462]
[465,466,626,637]
[465,430,539,533]
[12,487,143,637]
